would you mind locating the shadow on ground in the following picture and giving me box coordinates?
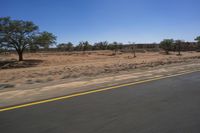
[0,59,43,69]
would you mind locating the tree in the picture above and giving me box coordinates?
[93,41,108,50]
[57,42,74,52]
[175,40,184,56]
[195,36,200,51]
[108,42,120,55]
[0,45,3,53]
[29,43,39,53]
[78,41,92,53]
[33,31,56,50]
[129,42,136,58]
[0,17,56,61]
[160,39,174,54]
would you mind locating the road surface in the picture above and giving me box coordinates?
[0,72,200,133]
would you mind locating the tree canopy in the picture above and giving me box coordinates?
[57,42,74,51]
[0,17,56,61]
[195,36,200,42]
[160,39,174,54]
[175,40,184,55]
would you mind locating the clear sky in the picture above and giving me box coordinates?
[1,0,200,44]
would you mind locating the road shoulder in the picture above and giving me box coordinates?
[1,61,200,108]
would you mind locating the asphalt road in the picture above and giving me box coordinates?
[0,72,200,133]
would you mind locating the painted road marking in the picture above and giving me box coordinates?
[0,70,200,112]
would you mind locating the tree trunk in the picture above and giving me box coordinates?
[178,50,181,55]
[18,51,23,61]
[132,45,136,58]
[177,44,181,55]
[133,51,136,58]
[114,49,117,55]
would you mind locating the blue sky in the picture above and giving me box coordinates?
[1,0,200,44]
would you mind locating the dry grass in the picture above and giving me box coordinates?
[0,50,200,89]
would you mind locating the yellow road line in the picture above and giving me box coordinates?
[0,70,200,112]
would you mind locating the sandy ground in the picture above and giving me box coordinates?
[0,50,200,90]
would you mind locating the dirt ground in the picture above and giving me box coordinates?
[0,50,200,89]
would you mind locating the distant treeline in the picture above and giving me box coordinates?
[0,41,198,53]
[29,41,198,52]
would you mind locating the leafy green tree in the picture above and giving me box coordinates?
[175,40,184,55]
[34,31,56,50]
[195,36,200,51]
[0,45,3,53]
[57,42,74,52]
[29,43,39,53]
[160,39,174,54]
[0,17,56,61]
